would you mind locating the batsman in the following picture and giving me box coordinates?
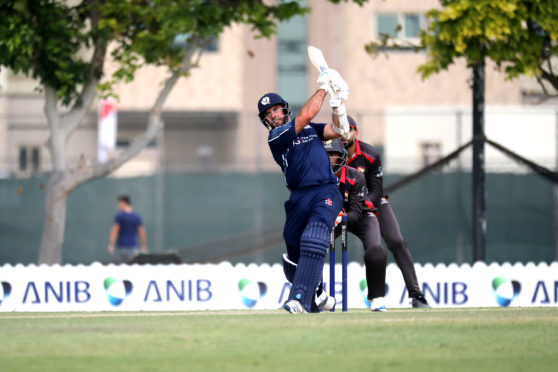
[257,57,351,313]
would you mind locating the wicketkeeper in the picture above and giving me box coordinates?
[342,117,430,308]
[324,139,388,311]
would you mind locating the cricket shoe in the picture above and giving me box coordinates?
[315,290,336,311]
[370,297,387,312]
[412,295,431,308]
[283,300,307,314]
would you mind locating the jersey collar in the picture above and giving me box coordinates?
[348,139,375,165]
[347,140,362,165]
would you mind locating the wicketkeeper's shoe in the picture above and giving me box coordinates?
[412,295,431,308]
[283,300,308,314]
[370,297,387,312]
[315,290,336,311]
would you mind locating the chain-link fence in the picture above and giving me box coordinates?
[1,169,556,266]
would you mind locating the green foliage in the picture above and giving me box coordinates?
[0,1,92,105]
[1,0,369,105]
[0,0,315,105]
[418,0,558,90]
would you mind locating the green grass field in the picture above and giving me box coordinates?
[1,308,557,372]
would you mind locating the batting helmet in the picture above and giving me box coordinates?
[257,92,291,130]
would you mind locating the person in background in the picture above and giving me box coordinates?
[107,195,147,263]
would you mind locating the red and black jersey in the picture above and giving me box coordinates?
[338,166,376,227]
[346,140,385,206]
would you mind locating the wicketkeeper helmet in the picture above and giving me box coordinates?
[323,139,347,173]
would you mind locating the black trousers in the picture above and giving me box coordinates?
[377,198,422,298]
[342,214,387,300]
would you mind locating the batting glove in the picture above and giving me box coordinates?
[338,113,351,140]
[328,69,350,101]
[330,100,350,140]
[330,99,346,116]
[316,70,330,93]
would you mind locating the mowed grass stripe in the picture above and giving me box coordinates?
[0,306,552,319]
[0,308,557,372]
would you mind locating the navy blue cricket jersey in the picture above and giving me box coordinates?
[114,211,143,248]
[268,119,337,190]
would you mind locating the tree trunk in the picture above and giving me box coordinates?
[36,41,204,265]
[38,172,68,265]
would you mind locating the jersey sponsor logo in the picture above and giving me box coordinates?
[292,133,318,146]
[357,166,365,173]
[325,198,332,206]
[376,166,383,177]
[260,96,270,105]
[357,186,365,198]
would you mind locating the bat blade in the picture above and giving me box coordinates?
[307,45,329,73]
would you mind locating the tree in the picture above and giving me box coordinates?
[418,0,558,95]
[418,0,558,261]
[0,0,366,265]
[364,0,558,261]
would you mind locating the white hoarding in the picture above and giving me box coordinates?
[0,262,556,312]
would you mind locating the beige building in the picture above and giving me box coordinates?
[0,0,531,178]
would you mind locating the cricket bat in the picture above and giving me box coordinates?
[308,45,351,140]
[307,45,329,74]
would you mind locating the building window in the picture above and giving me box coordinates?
[376,13,426,46]
[31,148,40,171]
[420,142,441,167]
[377,14,399,38]
[404,14,421,38]
[277,2,307,111]
[18,145,41,173]
[18,147,27,171]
